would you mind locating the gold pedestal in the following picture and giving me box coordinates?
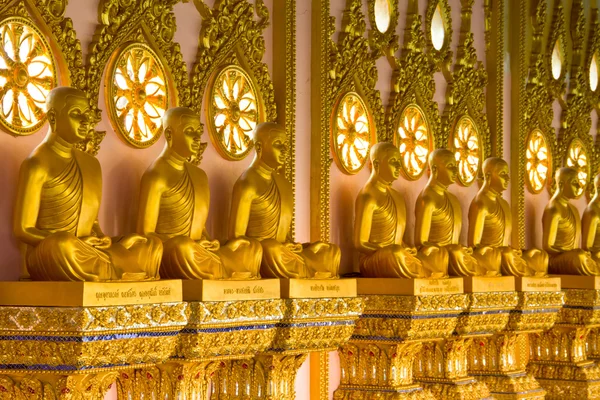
[334,278,465,399]
[530,278,600,399]
[468,277,563,399]
[414,277,518,399]
[0,281,186,399]
[212,279,362,400]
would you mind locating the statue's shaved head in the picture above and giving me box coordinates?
[429,148,455,169]
[252,122,284,145]
[483,157,508,176]
[556,167,578,183]
[370,142,398,163]
[45,86,87,114]
[162,107,199,130]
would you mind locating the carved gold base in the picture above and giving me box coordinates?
[474,373,545,399]
[0,371,117,399]
[211,353,307,399]
[456,291,519,336]
[534,362,600,399]
[421,378,492,400]
[333,385,435,400]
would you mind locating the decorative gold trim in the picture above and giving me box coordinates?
[86,0,188,152]
[104,41,169,149]
[440,0,489,185]
[424,0,453,69]
[484,0,504,156]
[367,0,399,58]
[310,351,329,400]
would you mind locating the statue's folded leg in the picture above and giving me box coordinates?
[500,247,535,277]
[157,236,222,280]
[418,245,448,277]
[219,238,263,279]
[472,246,502,276]
[27,232,112,281]
[446,244,482,276]
[360,246,424,278]
[549,249,599,275]
[521,248,548,276]
[109,235,162,280]
[260,239,306,279]
[302,242,340,278]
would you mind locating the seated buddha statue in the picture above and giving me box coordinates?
[138,107,261,280]
[415,149,487,276]
[543,167,599,275]
[354,142,447,278]
[468,157,547,276]
[583,174,600,264]
[13,86,161,281]
[230,122,340,279]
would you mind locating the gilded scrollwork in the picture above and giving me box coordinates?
[189,0,276,163]
[440,0,489,185]
[367,0,399,58]
[387,13,438,181]
[85,0,189,150]
[424,0,452,69]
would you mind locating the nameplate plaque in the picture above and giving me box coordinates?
[182,279,280,301]
[463,276,515,293]
[356,278,463,295]
[555,275,600,289]
[0,280,182,307]
[280,279,357,299]
[515,276,561,292]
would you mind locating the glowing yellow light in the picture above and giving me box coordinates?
[208,65,259,160]
[374,0,391,33]
[0,18,56,135]
[452,115,481,186]
[525,129,550,194]
[332,92,374,174]
[431,4,445,51]
[590,52,599,91]
[395,105,431,180]
[108,43,167,148]
[551,40,562,80]
[566,138,589,197]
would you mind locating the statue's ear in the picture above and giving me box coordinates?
[164,127,172,145]
[47,109,56,129]
[255,141,262,155]
[372,159,379,171]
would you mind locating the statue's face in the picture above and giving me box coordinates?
[377,147,401,182]
[261,129,288,168]
[169,114,202,158]
[561,172,581,199]
[434,153,458,185]
[55,95,90,144]
[489,163,510,193]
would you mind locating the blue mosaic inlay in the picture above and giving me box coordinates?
[181,323,277,334]
[0,331,179,343]
[360,313,461,320]
[276,320,354,328]
[509,308,561,314]
[0,362,133,372]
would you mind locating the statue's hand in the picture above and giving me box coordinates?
[229,237,250,251]
[200,240,220,251]
[119,234,146,249]
[309,241,328,252]
[82,236,112,250]
[285,242,303,253]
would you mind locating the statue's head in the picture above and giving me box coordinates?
[46,86,90,144]
[163,107,202,159]
[370,142,401,183]
[483,157,509,193]
[429,148,458,186]
[595,173,600,194]
[555,167,581,199]
[252,122,287,169]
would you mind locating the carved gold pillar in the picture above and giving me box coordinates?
[414,277,518,399]
[334,278,465,399]
[213,280,362,400]
[467,278,564,399]
[530,279,600,399]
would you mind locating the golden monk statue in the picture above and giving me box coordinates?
[230,122,340,279]
[415,149,488,276]
[583,174,600,264]
[13,87,161,281]
[468,157,548,276]
[354,142,447,278]
[138,107,261,280]
[543,167,600,275]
